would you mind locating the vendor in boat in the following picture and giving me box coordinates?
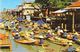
[30,32,34,39]
[67,32,73,40]
[4,22,9,30]
[11,21,15,27]
[46,30,53,38]
[18,25,23,32]
[39,36,44,45]
[14,32,20,40]
[67,43,76,52]
[61,29,68,38]
[72,34,78,41]
[55,26,63,36]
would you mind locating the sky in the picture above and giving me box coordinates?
[0,0,35,11]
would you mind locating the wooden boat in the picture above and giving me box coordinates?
[48,36,70,46]
[14,39,35,44]
[12,32,35,44]
[0,33,12,52]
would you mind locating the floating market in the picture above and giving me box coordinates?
[0,0,80,52]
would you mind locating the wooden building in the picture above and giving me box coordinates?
[52,1,80,32]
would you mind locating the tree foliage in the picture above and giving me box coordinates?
[35,0,77,8]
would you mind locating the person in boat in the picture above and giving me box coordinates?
[18,25,23,32]
[55,26,61,32]
[4,22,9,30]
[39,36,44,45]
[67,32,73,40]
[14,32,21,40]
[11,21,15,27]
[46,30,53,38]
[61,29,68,38]
[72,34,78,41]
[55,26,63,36]
[30,32,34,39]
[67,43,76,52]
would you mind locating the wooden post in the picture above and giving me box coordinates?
[64,13,67,30]
[72,12,75,32]
[46,9,48,18]
[65,24,67,30]
[61,23,63,29]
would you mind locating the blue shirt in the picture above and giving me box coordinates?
[67,46,75,52]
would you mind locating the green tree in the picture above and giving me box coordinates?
[35,0,77,8]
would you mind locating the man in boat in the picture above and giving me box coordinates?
[67,43,76,52]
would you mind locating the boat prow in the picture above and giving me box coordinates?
[14,39,35,44]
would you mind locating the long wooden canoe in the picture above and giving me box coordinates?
[48,37,71,46]
[14,39,35,44]
[12,32,35,44]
